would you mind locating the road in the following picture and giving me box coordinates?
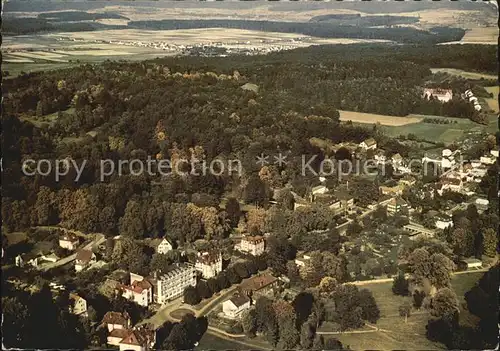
[37,229,106,271]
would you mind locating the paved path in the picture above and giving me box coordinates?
[37,228,105,271]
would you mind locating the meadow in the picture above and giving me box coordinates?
[375,114,498,145]
[484,86,499,113]
[334,271,484,350]
[339,110,423,126]
[430,68,498,80]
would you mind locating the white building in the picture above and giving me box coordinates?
[121,273,153,307]
[59,233,80,251]
[423,88,453,102]
[490,150,499,158]
[311,185,328,196]
[374,151,387,165]
[295,254,311,268]
[461,258,483,269]
[69,293,88,317]
[15,253,40,268]
[195,251,222,279]
[359,138,377,150]
[435,215,453,230]
[480,156,496,165]
[222,294,251,319]
[238,235,265,256]
[154,264,197,305]
[156,238,173,255]
[75,249,96,272]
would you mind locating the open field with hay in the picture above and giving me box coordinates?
[459,27,498,44]
[339,110,423,126]
[430,68,497,81]
[334,272,484,350]
[484,86,499,113]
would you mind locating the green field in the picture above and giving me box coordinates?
[430,68,498,81]
[335,272,484,350]
[377,114,498,145]
[196,333,247,350]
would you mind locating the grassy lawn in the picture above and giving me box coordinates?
[196,333,246,350]
[430,68,497,81]
[4,231,28,246]
[335,271,484,350]
[377,114,497,145]
[484,86,499,113]
[20,107,75,128]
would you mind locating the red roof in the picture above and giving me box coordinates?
[101,311,130,326]
[75,249,94,263]
[123,279,152,294]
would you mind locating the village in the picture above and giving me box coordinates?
[5,125,497,350]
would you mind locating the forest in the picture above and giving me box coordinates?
[1,43,497,240]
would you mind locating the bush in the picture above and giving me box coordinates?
[183,286,201,306]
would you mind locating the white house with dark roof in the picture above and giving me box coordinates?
[155,238,173,255]
[222,293,251,319]
[75,249,96,272]
[69,293,88,317]
[59,233,80,251]
[195,251,222,279]
[359,138,377,150]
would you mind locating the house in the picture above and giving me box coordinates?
[359,138,377,150]
[374,150,387,165]
[391,153,403,167]
[118,326,156,351]
[404,223,436,240]
[222,293,251,319]
[475,198,489,211]
[379,184,404,196]
[490,149,499,158]
[41,252,60,263]
[69,293,88,317]
[155,238,173,255]
[59,233,80,251]
[15,253,40,268]
[195,251,222,279]
[240,274,278,298]
[398,175,416,187]
[121,273,153,307]
[387,197,408,215]
[294,254,311,268]
[435,215,453,230]
[238,235,265,256]
[423,88,453,102]
[311,185,328,197]
[442,149,452,158]
[480,155,495,165]
[460,258,483,270]
[438,177,463,195]
[152,263,197,304]
[102,311,131,332]
[108,329,130,346]
[75,249,97,272]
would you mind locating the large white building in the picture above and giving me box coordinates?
[423,88,453,102]
[195,251,222,279]
[153,264,197,305]
[237,235,265,256]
